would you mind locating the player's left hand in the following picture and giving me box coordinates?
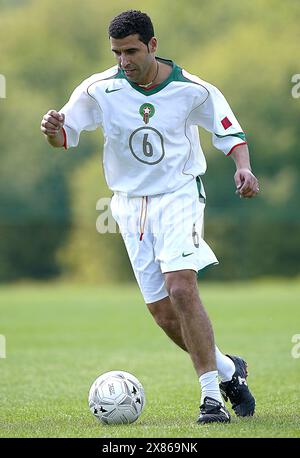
[234,168,260,198]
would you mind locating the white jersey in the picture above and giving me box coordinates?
[60,58,247,197]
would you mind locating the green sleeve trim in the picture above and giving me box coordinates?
[215,132,247,141]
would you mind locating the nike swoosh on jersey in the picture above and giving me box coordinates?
[105,88,122,94]
[182,252,194,257]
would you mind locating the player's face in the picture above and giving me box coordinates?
[110,34,157,84]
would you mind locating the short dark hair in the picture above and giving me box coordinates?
[108,10,154,46]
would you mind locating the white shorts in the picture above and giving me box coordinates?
[110,177,218,303]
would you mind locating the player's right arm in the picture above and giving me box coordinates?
[41,110,65,148]
[41,72,109,150]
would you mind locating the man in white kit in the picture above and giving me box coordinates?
[41,10,259,424]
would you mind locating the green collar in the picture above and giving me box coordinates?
[119,57,176,96]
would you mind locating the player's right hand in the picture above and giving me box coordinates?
[40,110,65,137]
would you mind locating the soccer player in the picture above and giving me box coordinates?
[41,10,259,424]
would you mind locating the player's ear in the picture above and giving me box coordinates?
[148,37,157,53]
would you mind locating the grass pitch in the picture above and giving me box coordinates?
[0,280,299,438]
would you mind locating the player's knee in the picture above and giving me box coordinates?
[166,282,190,304]
[164,271,197,303]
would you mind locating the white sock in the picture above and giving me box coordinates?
[215,346,235,382]
[199,370,223,405]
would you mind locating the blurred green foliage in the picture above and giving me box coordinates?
[0,0,299,282]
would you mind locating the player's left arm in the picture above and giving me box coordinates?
[230,143,259,198]
[189,79,260,198]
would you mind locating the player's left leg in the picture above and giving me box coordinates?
[162,269,231,423]
[164,269,217,375]
[147,296,187,351]
[147,295,255,417]
[147,297,235,379]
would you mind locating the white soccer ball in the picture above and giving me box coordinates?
[88,370,146,425]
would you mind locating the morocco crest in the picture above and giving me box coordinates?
[139,103,155,124]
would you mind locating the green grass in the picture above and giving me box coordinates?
[0,280,299,438]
